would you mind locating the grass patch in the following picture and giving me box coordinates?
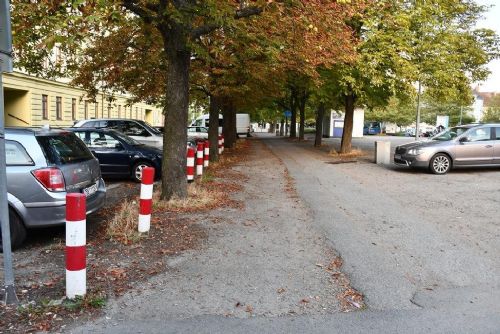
[106,199,143,245]
[153,182,225,213]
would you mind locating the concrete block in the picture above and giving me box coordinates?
[375,141,391,165]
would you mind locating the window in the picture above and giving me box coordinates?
[72,98,77,120]
[495,127,500,140]
[88,132,120,148]
[42,95,48,120]
[467,127,491,142]
[122,121,149,137]
[36,133,93,165]
[95,102,99,118]
[135,107,138,119]
[107,103,112,118]
[118,105,122,118]
[56,96,62,120]
[84,101,89,119]
[5,140,34,166]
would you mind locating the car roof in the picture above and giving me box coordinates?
[77,118,143,122]
[5,126,76,136]
[67,127,120,134]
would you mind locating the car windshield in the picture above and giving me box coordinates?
[431,126,469,141]
[113,131,143,146]
[37,132,94,165]
[138,120,162,136]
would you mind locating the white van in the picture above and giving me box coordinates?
[191,114,250,136]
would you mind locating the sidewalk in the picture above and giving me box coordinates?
[70,139,350,332]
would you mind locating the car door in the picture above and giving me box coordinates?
[493,126,500,164]
[86,131,130,176]
[453,127,494,165]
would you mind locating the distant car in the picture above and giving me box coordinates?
[4,127,106,249]
[73,118,163,148]
[363,122,382,135]
[394,123,500,174]
[69,128,163,182]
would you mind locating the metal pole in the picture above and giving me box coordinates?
[459,106,463,125]
[0,0,18,304]
[415,80,421,141]
[0,65,18,305]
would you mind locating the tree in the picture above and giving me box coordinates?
[327,0,499,153]
[482,94,500,122]
[12,0,266,200]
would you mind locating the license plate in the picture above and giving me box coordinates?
[394,154,401,160]
[83,181,99,197]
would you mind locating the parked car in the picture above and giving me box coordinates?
[187,126,209,140]
[68,128,162,182]
[190,113,252,136]
[363,122,382,135]
[4,127,106,249]
[73,118,163,148]
[394,123,500,174]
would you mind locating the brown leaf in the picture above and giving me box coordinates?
[277,288,286,294]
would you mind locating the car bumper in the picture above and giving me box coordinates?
[393,154,430,168]
[13,178,107,228]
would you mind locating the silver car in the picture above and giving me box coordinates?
[394,123,500,174]
[73,118,163,148]
[4,127,106,248]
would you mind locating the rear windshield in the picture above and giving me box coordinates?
[36,132,94,165]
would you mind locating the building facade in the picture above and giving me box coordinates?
[2,71,163,128]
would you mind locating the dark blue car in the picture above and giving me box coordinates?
[363,122,382,135]
[69,128,162,182]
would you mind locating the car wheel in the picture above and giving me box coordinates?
[132,161,153,183]
[429,153,451,175]
[0,208,27,251]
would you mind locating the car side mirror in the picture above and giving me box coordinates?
[115,143,124,150]
[459,137,468,143]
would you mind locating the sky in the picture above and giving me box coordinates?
[475,0,500,92]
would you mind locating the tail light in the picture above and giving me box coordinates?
[32,168,66,192]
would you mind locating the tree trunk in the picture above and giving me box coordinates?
[222,100,237,148]
[279,118,284,136]
[209,95,219,162]
[298,93,306,141]
[340,92,356,154]
[314,103,325,147]
[289,88,297,138]
[161,32,190,200]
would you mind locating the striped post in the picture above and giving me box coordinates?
[139,167,155,233]
[218,135,222,154]
[186,147,195,182]
[204,140,210,167]
[66,193,86,299]
[196,142,204,176]
[221,134,225,153]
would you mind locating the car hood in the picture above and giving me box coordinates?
[398,140,451,150]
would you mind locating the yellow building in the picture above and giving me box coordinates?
[2,71,163,128]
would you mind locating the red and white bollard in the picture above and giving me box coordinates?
[139,167,155,233]
[221,135,225,153]
[218,135,223,154]
[196,142,204,176]
[66,193,86,299]
[204,140,210,167]
[186,147,195,182]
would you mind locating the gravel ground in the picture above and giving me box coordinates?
[70,139,349,333]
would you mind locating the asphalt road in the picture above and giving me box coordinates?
[69,134,500,333]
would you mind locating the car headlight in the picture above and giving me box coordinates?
[407,148,424,155]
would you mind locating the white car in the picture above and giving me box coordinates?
[73,118,163,148]
[187,126,208,139]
